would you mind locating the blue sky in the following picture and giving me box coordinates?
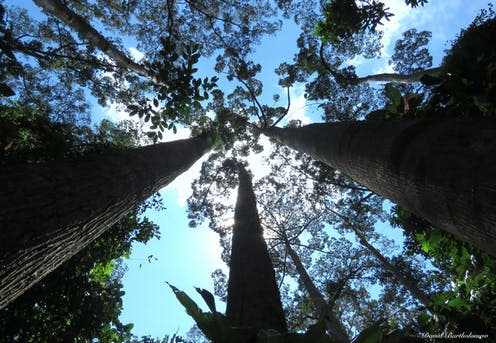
[114,1,492,339]
[6,0,493,340]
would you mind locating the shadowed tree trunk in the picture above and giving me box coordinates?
[264,118,496,256]
[283,239,350,342]
[0,133,213,309]
[226,165,287,332]
[33,0,159,84]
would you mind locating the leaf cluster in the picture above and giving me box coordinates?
[367,7,496,121]
[170,284,417,343]
[390,207,496,333]
[430,6,496,117]
[127,37,218,142]
[315,0,393,44]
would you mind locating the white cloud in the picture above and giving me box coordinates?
[373,0,483,73]
[128,47,145,62]
[104,102,129,122]
[370,0,412,74]
[283,84,311,125]
[379,0,412,54]
[161,126,192,142]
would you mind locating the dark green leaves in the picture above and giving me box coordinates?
[365,84,404,120]
[167,284,229,342]
[405,0,428,8]
[315,0,394,43]
[167,283,207,325]
[127,37,219,142]
[353,324,382,343]
[168,282,416,343]
[195,287,217,313]
[0,82,15,97]
[384,84,402,109]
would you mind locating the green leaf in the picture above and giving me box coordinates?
[153,98,159,107]
[167,283,227,342]
[353,324,383,343]
[385,84,402,108]
[167,283,205,324]
[447,297,468,309]
[421,240,431,253]
[214,136,224,149]
[195,287,216,314]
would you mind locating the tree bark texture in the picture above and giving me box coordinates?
[33,0,159,84]
[264,118,496,256]
[284,241,349,342]
[226,166,287,332]
[0,133,213,309]
[354,67,442,84]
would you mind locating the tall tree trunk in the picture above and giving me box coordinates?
[353,67,442,84]
[264,118,496,256]
[33,0,159,84]
[0,133,213,309]
[226,165,287,332]
[283,240,349,342]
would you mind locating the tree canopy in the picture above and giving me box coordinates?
[1,0,496,341]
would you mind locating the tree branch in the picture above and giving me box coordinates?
[271,86,291,127]
[33,0,159,84]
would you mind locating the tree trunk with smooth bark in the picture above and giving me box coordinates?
[284,240,349,342]
[353,67,442,84]
[226,166,287,332]
[33,0,159,84]
[0,133,213,309]
[264,118,496,256]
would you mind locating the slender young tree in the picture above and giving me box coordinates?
[324,203,431,308]
[263,145,432,315]
[226,165,287,332]
[0,132,213,309]
[263,118,496,256]
[281,237,350,342]
[253,166,350,340]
